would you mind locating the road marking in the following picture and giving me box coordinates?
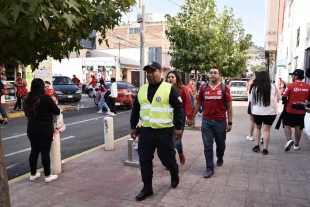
[5,148,31,157]
[6,163,19,170]
[2,111,130,141]
[61,136,75,141]
[3,133,27,141]
[4,136,76,157]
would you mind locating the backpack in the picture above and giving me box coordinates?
[201,82,227,110]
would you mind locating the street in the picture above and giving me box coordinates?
[2,106,132,180]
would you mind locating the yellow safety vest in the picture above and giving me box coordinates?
[138,82,174,128]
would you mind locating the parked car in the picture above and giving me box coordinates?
[125,82,139,99]
[229,80,248,101]
[52,75,81,102]
[102,81,133,109]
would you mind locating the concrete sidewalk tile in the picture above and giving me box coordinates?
[187,188,215,203]
[185,200,209,207]
[245,191,273,206]
[209,195,245,207]
[272,194,310,206]
[279,180,307,199]
[158,196,188,206]
[248,180,264,193]
[300,182,310,201]
[264,182,280,195]
[227,175,249,189]
[213,185,247,200]
[165,187,192,199]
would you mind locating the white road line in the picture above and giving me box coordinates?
[66,117,103,126]
[5,148,31,157]
[3,133,27,141]
[61,136,75,141]
[4,136,76,157]
[6,163,19,170]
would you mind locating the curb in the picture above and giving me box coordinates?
[8,134,130,184]
[7,106,76,119]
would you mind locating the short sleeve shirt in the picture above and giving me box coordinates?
[283,81,310,114]
[196,83,232,120]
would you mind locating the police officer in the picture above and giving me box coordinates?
[130,61,184,201]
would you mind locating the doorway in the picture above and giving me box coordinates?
[131,71,140,87]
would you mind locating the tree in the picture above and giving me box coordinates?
[165,0,252,78]
[0,1,135,205]
[251,65,266,72]
[0,0,135,70]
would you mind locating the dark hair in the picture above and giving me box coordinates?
[253,71,271,107]
[24,78,45,119]
[165,71,184,89]
[17,72,21,75]
[44,80,51,85]
[251,71,260,87]
[111,78,116,82]
[210,66,221,74]
[100,78,106,88]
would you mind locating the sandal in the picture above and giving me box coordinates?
[11,109,15,113]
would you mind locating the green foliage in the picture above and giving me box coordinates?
[165,0,253,77]
[0,0,135,70]
[251,65,266,72]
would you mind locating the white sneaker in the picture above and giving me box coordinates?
[97,110,102,114]
[294,145,300,150]
[248,136,254,141]
[110,113,116,116]
[284,140,294,151]
[45,174,58,183]
[29,172,41,181]
[106,111,111,115]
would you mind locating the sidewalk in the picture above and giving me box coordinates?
[8,102,310,206]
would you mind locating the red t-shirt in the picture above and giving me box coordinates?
[90,77,97,87]
[283,81,310,114]
[196,83,232,120]
[187,84,194,94]
[44,88,58,104]
[178,85,193,120]
[72,77,79,84]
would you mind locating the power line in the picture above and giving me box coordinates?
[166,0,181,6]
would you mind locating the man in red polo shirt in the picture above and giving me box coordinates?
[282,69,310,151]
[193,66,233,178]
[72,75,80,85]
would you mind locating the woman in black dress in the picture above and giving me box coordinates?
[24,78,60,183]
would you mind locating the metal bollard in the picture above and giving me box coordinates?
[124,138,140,167]
[50,133,61,174]
[104,117,115,150]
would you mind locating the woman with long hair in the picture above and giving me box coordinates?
[246,72,259,141]
[24,78,60,182]
[97,77,111,114]
[251,71,281,155]
[166,71,193,164]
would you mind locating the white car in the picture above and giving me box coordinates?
[229,81,248,101]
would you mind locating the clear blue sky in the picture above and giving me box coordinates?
[124,0,265,47]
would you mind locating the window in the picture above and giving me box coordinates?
[296,27,300,47]
[129,27,140,35]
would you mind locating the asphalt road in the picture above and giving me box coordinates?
[1,106,132,180]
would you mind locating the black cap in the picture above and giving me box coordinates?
[289,69,304,78]
[143,61,161,70]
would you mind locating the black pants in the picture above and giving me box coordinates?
[14,96,22,110]
[138,127,178,188]
[109,97,116,114]
[27,121,53,176]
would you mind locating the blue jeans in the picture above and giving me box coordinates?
[98,92,109,111]
[190,96,195,108]
[201,118,227,171]
[173,115,186,155]
[0,96,7,118]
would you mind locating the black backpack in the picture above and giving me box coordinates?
[200,82,227,110]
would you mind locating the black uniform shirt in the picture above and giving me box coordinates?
[130,80,184,130]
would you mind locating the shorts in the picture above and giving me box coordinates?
[253,115,277,126]
[283,112,305,129]
[247,102,252,115]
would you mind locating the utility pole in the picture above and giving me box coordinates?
[138,0,145,86]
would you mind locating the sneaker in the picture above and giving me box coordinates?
[262,149,268,155]
[217,159,224,167]
[294,144,300,150]
[45,174,58,183]
[97,110,102,114]
[260,136,264,144]
[106,111,111,115]
[252,145,260,152]
[246,135,250,140]
[284,140,294,151]
[248,136,254,141]
[29,172,41,181]
[203,169,214,178]
[110,113,116,116]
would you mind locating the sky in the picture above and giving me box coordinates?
[123,0,265,47]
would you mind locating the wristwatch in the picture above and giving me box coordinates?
[228,122,233,126]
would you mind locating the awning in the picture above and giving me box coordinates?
[277,59,286,67]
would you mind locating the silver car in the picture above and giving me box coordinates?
[229,81,248,101]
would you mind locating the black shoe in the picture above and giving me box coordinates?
[135,189,153,201]
[252,145,260,152]
[203,169,214,178]
[217,159,224,167]
[170,169,179,188]
[262,149,268,155]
